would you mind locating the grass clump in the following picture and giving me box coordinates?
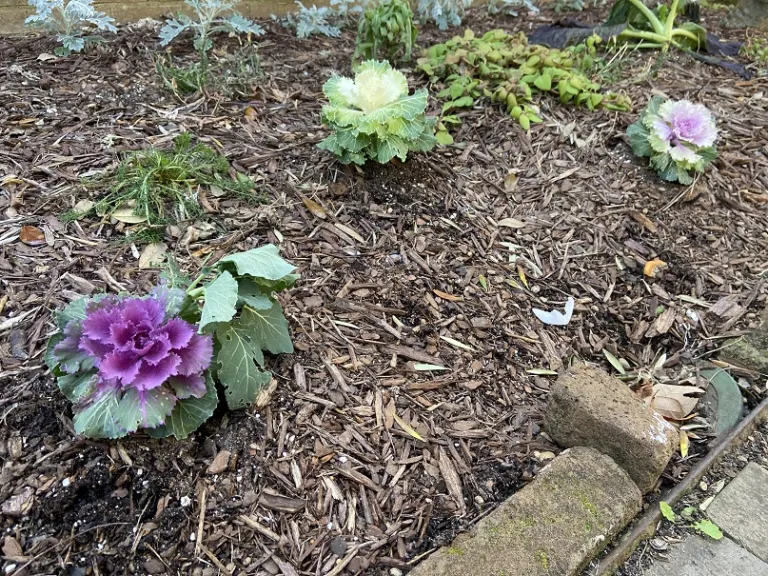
[80,134,257,228]
[156,44,263,98]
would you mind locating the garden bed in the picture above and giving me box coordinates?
[1,7,768,575]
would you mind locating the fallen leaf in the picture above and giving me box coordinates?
[644,258,668,278]
[526,368,559,375]
[679,429,689,458]
[393,413,425,441]
[497,217,525,228]
[503,172,519,192]
[433,289,462,302]
[37,52,57,61]
[138,242,168,269]
[438,448,465,514]
[19,225,46,246]
[301,197,327,219]
[334,223,365,243]
[629,210,658,233]
[244,106,258,121]
[2,535,24,558]
[603,349,626,375]
[73,199,95,215]
[647,384,704,420]
[207,450,231,474]
[532,296,575,326]
[112,207,147,224]
[439,335,474,351]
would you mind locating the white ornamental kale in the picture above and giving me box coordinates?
[416,0,471,30]
[627,96,718,185]
[159,0,264,53]
[25,0,117,56]
[318,60,437,165]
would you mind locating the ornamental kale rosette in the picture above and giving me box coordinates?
[627,96,718,185]
[47,287,216,439]
[47,244,298,440]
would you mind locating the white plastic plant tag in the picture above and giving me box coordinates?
[532,296,575,326]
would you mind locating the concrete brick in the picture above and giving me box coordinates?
[707,462,768,562]
[544,364,678,493]
[410,447,642,576]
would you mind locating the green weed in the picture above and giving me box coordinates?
[84,133,258,228]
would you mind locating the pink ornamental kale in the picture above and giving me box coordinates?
[627,97,718,185]
[51,290,213,438]
[650,100,717,161]
[79,297,211,395]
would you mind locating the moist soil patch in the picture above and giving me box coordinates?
[1,8,767,576]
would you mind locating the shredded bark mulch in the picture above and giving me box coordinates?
[1,7,767,576]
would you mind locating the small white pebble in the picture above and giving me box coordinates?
[136,469,143,476]
[190,533,196,541]
[180,496,191,507]
[327,522,333,530]
[338,456,348,464]
[62,478,71,487]
[4,564,17,574]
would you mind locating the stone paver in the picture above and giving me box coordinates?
[707,462,768,562]
[646,535,768,576]
[544,364,678,493]
[410,447,641,576]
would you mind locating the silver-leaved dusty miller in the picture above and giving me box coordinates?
[159,0,264,53]
[25,0,117,56]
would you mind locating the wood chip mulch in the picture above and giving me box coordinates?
[1,8,767,576]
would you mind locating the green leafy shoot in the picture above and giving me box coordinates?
[660,501,677,522]
[192,244,300,409]
[606,0,707,53]
[693,519,723,540]
[659,501,724,540]
[354,0,418,64]
[740,36,768,75]
[79,133,259,236]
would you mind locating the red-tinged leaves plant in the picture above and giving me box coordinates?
[46,244,298,439]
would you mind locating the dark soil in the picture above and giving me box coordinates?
[1,5,768,576]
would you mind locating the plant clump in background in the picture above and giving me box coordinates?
[158,0,265,95]
[354,0,418,64]
[627,96,718,184]
[279,0,364,38]
[419,30,632,134]
[416,0,472,30]
[25,0,117,56]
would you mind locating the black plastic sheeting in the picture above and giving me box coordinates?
[529,21,750,78]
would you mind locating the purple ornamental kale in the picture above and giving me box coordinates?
[55,293,213,402]
[650,100,717,163]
